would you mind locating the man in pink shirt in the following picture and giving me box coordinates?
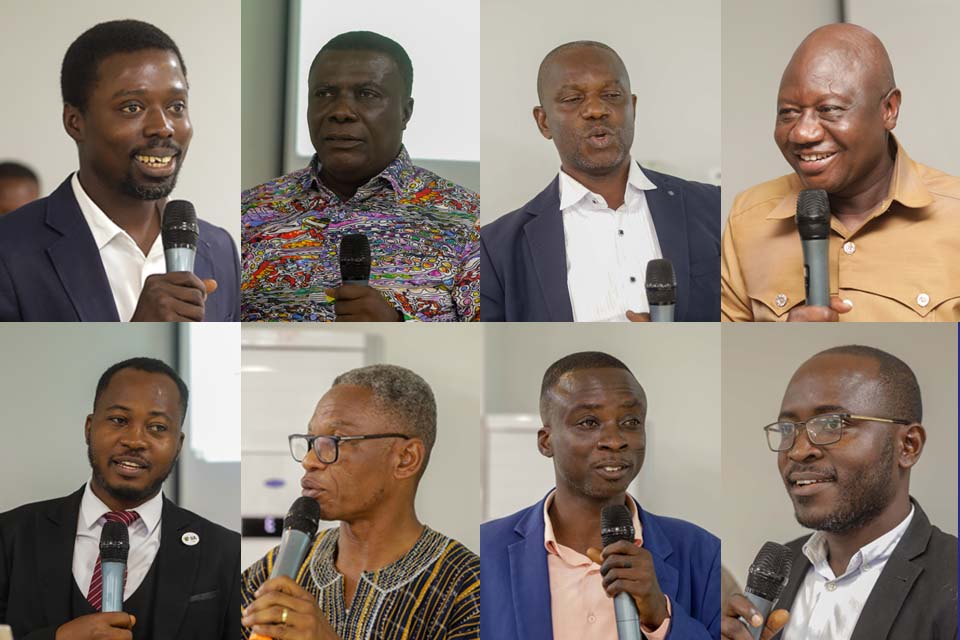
[481,351,720,639]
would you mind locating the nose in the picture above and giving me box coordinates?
[580,93,610,120]
[786,425,823,462]
[143,106,174,139]
[597,423,629,451]
[119,422,148,450]
[326,94,359,124]
[301,447,327,472]
[788,110,824,146]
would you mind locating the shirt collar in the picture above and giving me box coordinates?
[802,504,915,579]
[79,479,164,536]
[766,136,935,221]
[558,159,657,211]
[542,489,644,562]
[309,145,414,200]
[71,172,163,254]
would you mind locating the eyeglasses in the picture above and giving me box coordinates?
[288,433,411,464]
[763,413,910,452]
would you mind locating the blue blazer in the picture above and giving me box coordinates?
[480,494,720,640]
[480,165,720,321]
[0,177,240,322]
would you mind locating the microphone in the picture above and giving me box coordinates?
[795,189,830,307]
[645,258,676,322]
[339,233,371,286]
[737,542,793,640]
[162,200,199,273]
[99,520,130,613]
[600,505,642,640]
[249,497,322,640]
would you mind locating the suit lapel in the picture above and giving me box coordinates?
[507,501,554,640]
[643,172,690,320]
[153,499,201,639]
[38,487,85,625]
[194,235,215,282]
[634,500,679,603]
[43,178,119,321]
[522,177,574,321]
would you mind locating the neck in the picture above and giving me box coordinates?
[77,169,162,254]
[821,494,911,576]
[336,500,423,574]
[562,159,630,210]
[90,480,155,513]
[550,484,629,556]
[827,143,897,233]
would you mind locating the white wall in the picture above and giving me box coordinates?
[721,323,958,586]
[480,0,721,227]
[0,0,240,245]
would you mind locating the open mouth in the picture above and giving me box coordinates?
[132,152,178,177]
[585,130,614,149]
[788,474,835,495]
[111,457,149,477]
[594,462,631,480]
[795,150,837,172]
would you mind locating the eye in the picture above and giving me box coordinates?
[560,95,582,104]
[169,101,187,114]
[108,416,128,426]
[120,103,143,114]
[313,88,334,98]
[620,417,642,429]
[603,92,622,99]
[358,88,380,99]
[148,423,169,433]
[576,417,600,428]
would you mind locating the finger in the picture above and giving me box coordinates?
[760,609,790,640]
[787,305,838,322]
[100,612,136,629]
[251,624,290,639]
[725,594,764,627]
[162,271,207,291]
[601,539,641,558]
[625,310,651,322]
[168,298,205,322]
[332,284,373,301]
[586,547,603,564]
[600,555,637,574]
[830,296,852,314]
[203,279,218,296]
[720,616,756,640]
[243,593,311,620]
[254,576,311,600]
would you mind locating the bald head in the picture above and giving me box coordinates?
[536,40,630,104]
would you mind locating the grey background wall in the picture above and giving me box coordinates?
[0,0,241,246]
[484,324,723,537]
[721,0,960,225]
[721,323,958,585]
[480,0,721,227]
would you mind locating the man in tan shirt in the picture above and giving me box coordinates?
[721,23,960,322]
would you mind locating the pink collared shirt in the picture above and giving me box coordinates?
[543,490,671,639]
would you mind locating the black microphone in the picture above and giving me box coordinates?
[795,189,830,307]
[645,258,676,322]
[339,233,371,286]
[162,200,199,273]
[600,505,642,640]
[99,520,130,613]
[738,542,793,640]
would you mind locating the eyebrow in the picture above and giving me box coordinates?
[779,404,847,419]
[110,87,187,99]
[104,404,174,419]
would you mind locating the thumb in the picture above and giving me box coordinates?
[586,547,603,564]
[625,310,651,322]
[760,609,789,640]
[203,279,218,296]
[830,296,852,314]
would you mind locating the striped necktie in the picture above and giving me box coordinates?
[87,510,141,610]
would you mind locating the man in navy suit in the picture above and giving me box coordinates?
[0,20,239,322]
[481,352,720,639]
[481,40,719,321]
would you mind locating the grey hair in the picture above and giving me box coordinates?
[332,364,437,453]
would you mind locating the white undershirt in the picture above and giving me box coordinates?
[72,480,163,602]
[71,173,165,321]
[782,506,915,640]
[559,160,662,322]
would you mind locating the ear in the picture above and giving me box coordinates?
[533,106,552,140]
[394,438,425,480]
[84,415,93,445]
[631,93,637,113]
[63,103,85,144]
[401,97,414,130]
[177,430,185,456]
[881,88,901,131]
[537,425,553,458]
[898,423,925,470]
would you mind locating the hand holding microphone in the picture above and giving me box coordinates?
[326,233,401,322]
[720,542,792,640]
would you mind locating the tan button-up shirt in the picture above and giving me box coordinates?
[721,140,960,321]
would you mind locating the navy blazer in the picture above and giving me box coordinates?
[480,494,721,639]
[0,177,240,321]
[480,165,720,321]
[0,486,240,640]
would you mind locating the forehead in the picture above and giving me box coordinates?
[97,368,181,413]
[779,47,868,102]
[780,354,884,414]
[309,385,382,429]
[550,367,645,408]
[91,49,186,99]
[541,47,627,92]
[309,49,402,86]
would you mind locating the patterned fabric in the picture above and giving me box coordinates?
[87,510,140,610]
[241,526,480,639]
[241,148,480,321]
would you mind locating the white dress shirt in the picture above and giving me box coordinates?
[73,481,164,602]
[783,506,915,640]
[71,173,165,321]
[559,159,662,322]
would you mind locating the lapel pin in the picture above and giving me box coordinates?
[182,531,200,546]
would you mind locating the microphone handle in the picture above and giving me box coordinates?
[341,279,369,287]
[164,247,196,273]
[613,591,642,640]
[100,559,126,613]
[649,304,674,322]
[270,529,314,579]
[800,237,829,307]
[737,591,776,640]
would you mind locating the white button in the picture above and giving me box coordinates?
[843,241,856,255]
[842,299,853,308]
[826,582,837,592]
[667,190,675,196]
[775,294,788,308]
[917,293,930,307]
[587,614,597,623]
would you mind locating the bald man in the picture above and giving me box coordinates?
[721,24,960,322]
[481,40,720,322]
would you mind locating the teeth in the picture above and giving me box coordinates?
[118,461,143,469]
[135,154,173,166]
[796,479,828,486]
[799,152,835,162]
[603,466,623,472]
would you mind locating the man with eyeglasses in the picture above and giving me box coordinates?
[721,345,958,640]
[240,364,480,639]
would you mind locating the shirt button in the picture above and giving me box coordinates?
[917,293,930,307]
[826,582,837,592]
[775,293,788,307]
[629,276,636,283]
[843,241,856,255]
[618,229,624,236]
[587,614,597,623]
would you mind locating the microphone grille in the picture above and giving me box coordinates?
[645,258,676,305]
[339,233,371,282]
[284,496,321,536]
[795,189,830,240]
[162,200,199,248]
[99,520,130,562]
[745,541,793,601]
[600,504,635,548]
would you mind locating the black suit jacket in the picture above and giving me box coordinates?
[0,487,240,640]
[480,164,720,321]
[773,500,958,640]
[0,176,240,321]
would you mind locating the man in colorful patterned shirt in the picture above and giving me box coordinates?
[241,365,480,639]
[241,31,479,322]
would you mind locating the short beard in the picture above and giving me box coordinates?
[88,444,177,505]
[794,436,897,533]
[120,172,179,200]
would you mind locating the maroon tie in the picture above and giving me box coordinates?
[86,510,141,610]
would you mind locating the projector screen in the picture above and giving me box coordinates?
[284,0,480,171]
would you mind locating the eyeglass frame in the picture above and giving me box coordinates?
[763,413,911,452]
[288,432,412,464]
